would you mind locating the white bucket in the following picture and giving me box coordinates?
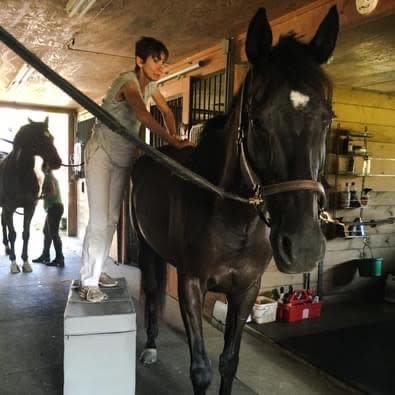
[252,296,278,324]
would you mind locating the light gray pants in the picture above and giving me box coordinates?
[80,138,130,287]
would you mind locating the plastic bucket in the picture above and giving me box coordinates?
[357,257,383,277]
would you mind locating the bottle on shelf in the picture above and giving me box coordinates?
[340,182,351,208]
[347,137,353,153]
[347,155,355,173]
[350,182,361,208]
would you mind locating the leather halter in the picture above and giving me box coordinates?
[236,75,326,208]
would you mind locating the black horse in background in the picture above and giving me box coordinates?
[0,118,62,273]
[132,7,338,395]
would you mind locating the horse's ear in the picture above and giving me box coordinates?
[44,117,49,127]
[308,6,339,64]
[245,8,272,66]
[28,117,33,123]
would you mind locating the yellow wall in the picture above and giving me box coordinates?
[320,87,395,298]
[328,87,395,191]
[256,87,395,298]
[332,87,395,144]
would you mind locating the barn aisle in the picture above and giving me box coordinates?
[0,230,354,395]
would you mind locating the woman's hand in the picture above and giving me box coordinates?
[169,136,194,149]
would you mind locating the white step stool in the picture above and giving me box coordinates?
[64,278,136,395]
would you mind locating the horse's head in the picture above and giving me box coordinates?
[14,117,62,169]
[242,7,338,273]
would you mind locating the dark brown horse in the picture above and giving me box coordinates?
[132,7,338,394]
[0,118,62,273]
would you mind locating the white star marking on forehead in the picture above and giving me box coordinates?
[290,90,310,109]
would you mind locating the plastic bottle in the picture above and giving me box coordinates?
[341,182,351,208]
[347,155,355,173]
[347,137,353,153]
[278,286,285,302]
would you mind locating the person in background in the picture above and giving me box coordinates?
[79,36,191,303]
[32,163,64,267]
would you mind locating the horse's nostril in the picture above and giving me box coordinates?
[281,235,293,263]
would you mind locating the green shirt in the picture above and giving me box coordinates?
[42,172,62,211]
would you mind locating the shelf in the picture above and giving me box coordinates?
[328,152,370,158]
[330,172,366,177]
[334,129,373,139]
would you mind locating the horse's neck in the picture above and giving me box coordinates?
[11,149,35,178]
[219,109,245,193]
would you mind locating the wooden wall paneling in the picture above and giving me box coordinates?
[233,63,249,94]
[331,122,395,143]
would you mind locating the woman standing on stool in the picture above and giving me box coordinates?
[79,37,191,303]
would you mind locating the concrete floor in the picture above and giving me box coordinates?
[0,232,356,395]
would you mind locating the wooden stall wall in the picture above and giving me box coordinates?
[322,88,395,298]
[258,88,395,299]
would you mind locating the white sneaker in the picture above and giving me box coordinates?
[99,272,118,288]
[79,286,108,303]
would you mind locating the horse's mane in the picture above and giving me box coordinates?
[186,115,228,184]
[187,33,332,185]
[259,33,333,104]
[13,123,35,148]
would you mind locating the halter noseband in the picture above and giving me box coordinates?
[236,75,326,208]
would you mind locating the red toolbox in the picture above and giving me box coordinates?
[277,289,322,322]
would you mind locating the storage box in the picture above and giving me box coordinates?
[64,278,136,395]
[252,296,278,324]
[277,290,322,323]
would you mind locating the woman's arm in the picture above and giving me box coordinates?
[122,81,187,148]
[151,89,177,136]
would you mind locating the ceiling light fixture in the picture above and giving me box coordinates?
[8,63,34,91]
[66,0,97,18]
[157,61,203,85]
[355,0,379,15]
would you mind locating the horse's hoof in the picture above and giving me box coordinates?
[10,261,20,273]
[139,348,158,365]
[22,261,33,273]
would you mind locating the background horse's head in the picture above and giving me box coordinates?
[13,117,62,169]
[240,7,338,273]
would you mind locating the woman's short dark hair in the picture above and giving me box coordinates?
[135,37,169,64]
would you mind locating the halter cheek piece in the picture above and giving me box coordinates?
[236,74,326,223]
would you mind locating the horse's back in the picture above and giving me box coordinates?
[131,146,194,260]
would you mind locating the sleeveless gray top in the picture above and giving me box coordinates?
[92,71,157,167]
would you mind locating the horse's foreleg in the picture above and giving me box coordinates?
[178,273,212,395]
[1,212,10,255]
[219,280,260,395]
[3,210,18,273]
[21,206,34,272]
[139,240,166,365]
